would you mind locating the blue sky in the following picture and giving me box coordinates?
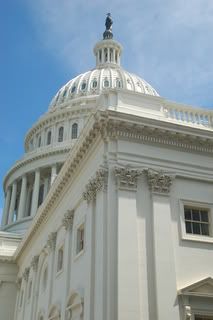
[0,0,213,219]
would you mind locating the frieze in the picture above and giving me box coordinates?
[146,170,173,194]
[62,210,74,230]
[114,167,142,189]
[83,169,108,202]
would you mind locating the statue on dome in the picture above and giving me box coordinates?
[103,13,113,40]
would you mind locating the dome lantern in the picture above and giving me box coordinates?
[93,14,123,68]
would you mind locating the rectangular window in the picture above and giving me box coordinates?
[184,206,210,236]
[57,247,64,272]
[76,224,84,254]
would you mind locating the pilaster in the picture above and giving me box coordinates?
[147,170,180,320]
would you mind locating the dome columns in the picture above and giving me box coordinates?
[93,39,122,68]
[30,169,40,217]
[18,175,27,220]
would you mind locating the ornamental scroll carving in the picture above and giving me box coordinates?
[83,169,108,202]
[114,167,142,189]
[23,267,30,281]
[31,255,39,272]
[47,232,57,251]
[62,210,74,230]
[147,170,173,194]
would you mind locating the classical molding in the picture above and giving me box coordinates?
[114,167,142,189]
[15,110,213,260]
[23,267,30,281]
[83,169,108,202]
[62,210,74,230]
[47,232,57,251]
[31,255,39,271]
[146,170,173,194]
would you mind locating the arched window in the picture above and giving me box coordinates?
[47,131,51,145]
[71,123,78,139]
[104,78,109,88]
[58,126,64,142]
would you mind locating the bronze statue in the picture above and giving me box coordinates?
[103,13,113,39]
[105,13,113,31]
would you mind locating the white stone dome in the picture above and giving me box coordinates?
[49,39,159,111]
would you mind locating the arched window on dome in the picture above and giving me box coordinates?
[92,79,98,89]
[99,50,102,63]
[58,126,64,142]
[104,78,110,88]
[116,78,122,88]
[47,131,52,145]
[71,123,78,140]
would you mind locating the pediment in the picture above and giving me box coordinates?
[179,278,213,298]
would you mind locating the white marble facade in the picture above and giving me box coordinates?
[0,21,213,320]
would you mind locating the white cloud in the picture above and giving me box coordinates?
[25,0,213,107]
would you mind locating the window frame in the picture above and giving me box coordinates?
[75,223,85,257]
[56,244,64,275]
[179,199,213,243]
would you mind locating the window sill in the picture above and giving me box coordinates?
[182,234,213,244]
[74,249,84,262]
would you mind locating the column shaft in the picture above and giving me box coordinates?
[8,182,17,223]
[51,164,57,185]
[1,187,12,225]
[31,170,40,216]
[18,175,27,219]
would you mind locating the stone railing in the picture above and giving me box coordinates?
[162,104,213,129]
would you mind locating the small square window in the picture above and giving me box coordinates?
[184,206,210,236]
[180,200,213,243]
[76,224,85,255]
[57,246,64,272]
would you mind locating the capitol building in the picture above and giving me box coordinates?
[0,15,213,320]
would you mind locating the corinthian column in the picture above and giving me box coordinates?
[1,187,12,226]
[31,170,40,216]
[8,181,17,223]
[18,175,27,219]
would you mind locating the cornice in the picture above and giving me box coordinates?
[14,110,213,260]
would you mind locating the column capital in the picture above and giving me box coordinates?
[31,255,39,271]
[16,277,22,289]
[62,210,74,230]
[184,305,192,320]
[83,169,108,202]
[146,170,173,194]
[47,232,57,251]
[23,267,30,281]
[114,167,142,189]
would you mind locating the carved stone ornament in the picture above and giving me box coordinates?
[47,232,57,251]
[83,169,108,202]
[16,277,22,289]
[23,267,30,281]
[184,305,192,320]
[31,255,39,271]
[62,210,74,230]
[147,170,173,194]
[114,167,142,189]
